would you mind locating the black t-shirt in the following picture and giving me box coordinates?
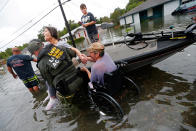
[37,45,76,88]
[81,12,98,34]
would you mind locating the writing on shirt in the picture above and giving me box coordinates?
[48,47,64,59]
[48,47,64,69]
[81,16,90,24]
[10,59,24,67]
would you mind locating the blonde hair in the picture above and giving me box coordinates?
[87,42,104,53]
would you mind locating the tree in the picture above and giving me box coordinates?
[69,20,80,30]
[110,8,125,25]
[99,16,112,23]
[0,52,7,59]
[58,20,80,38]
[18,43,28,51]
[5,48,12,57]
[125,0,145,12]
[0,44,29,59]
[58,27,67,38]
[37,27,45,42]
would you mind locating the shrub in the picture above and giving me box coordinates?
[67,37,85,45]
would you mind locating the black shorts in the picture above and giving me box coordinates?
[22,75,39,88]
[88,32,99,43]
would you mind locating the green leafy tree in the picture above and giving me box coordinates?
[18,43,28,51]
[69,20,80,30]
[0,43,29,59]
[37,27,45,42]
[58,27,67,38]
[125,0,145,12]
[0,52,7,59]
[5,48,12,57]
[110,8,125,25]
[100,16,112,23]
[108,0,145,26]
[58,20,80,38]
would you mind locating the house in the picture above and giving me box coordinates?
[119,0,182,26]
[61,24,101,41]
[61,26,84,41]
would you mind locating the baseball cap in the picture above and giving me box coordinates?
[27,39,43,55]
[87,42,104,52]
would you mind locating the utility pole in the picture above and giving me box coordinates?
[58,0,76,47]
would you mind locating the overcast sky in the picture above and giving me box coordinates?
[0,0,129,51]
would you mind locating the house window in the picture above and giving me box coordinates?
[125,15,133,24]
[147,8,153,17]
[120,18,125,25]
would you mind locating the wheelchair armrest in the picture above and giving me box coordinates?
[92,82,110,93]
[104,72,113,77]
[92,82,104,89]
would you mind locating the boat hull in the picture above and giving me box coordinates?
[114,37,195,72]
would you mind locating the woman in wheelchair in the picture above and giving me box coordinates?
[81,42,119,94]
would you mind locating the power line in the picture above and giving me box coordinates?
[11,2,57,35]
[0,4,59,49]
[66,1,78,19]
[0,0,70,50]
[0,0,11,13]
[58,0,76,47]
[0,2,57,45]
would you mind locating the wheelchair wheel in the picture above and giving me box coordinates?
[92,91,124,119]
[123,76,141,95]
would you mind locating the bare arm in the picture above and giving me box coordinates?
[83,21,96,27]
[87,56,95,62]
[7,66,18,79]
[81,67,91,79]
[71,47,87,64]
[71,47,82,57]
[86,69,91,79]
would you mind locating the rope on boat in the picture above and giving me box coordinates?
[125,40,149,50]
[123,35,149,50]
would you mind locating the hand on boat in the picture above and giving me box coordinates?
[82,23,89,27]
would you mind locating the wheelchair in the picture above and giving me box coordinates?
[86,61,141,119]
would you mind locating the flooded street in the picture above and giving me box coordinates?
[0,14,196,131]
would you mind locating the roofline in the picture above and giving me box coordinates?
[119,0,175,19]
